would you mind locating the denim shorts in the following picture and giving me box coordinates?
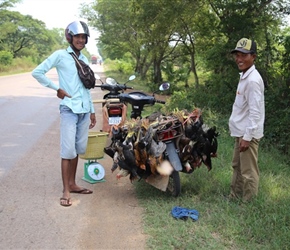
[59,105,90,159]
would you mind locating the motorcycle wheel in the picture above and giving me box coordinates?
[167,170,181,197]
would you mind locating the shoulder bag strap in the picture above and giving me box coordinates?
[68,52,86,75]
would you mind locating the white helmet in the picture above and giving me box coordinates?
[65,21,90,44]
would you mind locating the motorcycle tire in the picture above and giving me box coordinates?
[167,170,181,197]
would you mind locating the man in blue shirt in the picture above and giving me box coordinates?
[32,21,96,207]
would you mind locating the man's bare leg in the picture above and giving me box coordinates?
[68,155,93,193]
[61,156,92,203]
[61,158,72,206]
[68,156,80,190]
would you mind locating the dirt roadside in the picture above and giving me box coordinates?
[0,64,147,250]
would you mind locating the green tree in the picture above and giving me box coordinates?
[0,50,12,65]
[82,0,150,78]
[83,0,182,83]
[193,0,289,112]
[0,10,56,59]
[0,0,20,9]
[82,0,290,154]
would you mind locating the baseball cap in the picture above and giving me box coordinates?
[231,38,257,54]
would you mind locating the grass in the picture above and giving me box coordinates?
[133,130,290,250]
[0,57,35,76]
[0,67,31,76]
[101,66,290,249]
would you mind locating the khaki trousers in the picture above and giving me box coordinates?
[230,137,260,202]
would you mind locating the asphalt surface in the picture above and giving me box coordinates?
[0,64,146,250]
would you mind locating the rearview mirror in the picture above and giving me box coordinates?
[159,82,170,91]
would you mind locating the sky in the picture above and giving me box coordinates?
[12,0,100,56]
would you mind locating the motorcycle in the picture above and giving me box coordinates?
[102,81,219,197]
[114,83,183,196]
[94,74,135,132]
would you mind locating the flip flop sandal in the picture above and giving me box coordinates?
[70,188,93,194]
[60,197,72,207]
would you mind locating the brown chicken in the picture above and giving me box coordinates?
[134,119,151,171]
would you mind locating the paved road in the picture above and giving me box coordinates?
[0,71,58,177]
[0,64,146,249]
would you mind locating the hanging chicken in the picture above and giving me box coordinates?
[176,108,219,172]
[103,106,219,190]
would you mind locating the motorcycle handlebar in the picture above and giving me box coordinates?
[156,100,166,104]
[94,84,133,91]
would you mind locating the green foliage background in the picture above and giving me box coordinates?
[1,0,290,155]
[83,0,290,155]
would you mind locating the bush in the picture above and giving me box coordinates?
[0,50,13,68]
[104,57,134,75]
[264,78,290,155]
[0,55,35,74]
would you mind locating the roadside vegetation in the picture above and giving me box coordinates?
[83,0,290,156]
[1,0,290,248]
[103,66,290,250]
[0,0,91,75]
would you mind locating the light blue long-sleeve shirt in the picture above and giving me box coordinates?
[32,46,95,114]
